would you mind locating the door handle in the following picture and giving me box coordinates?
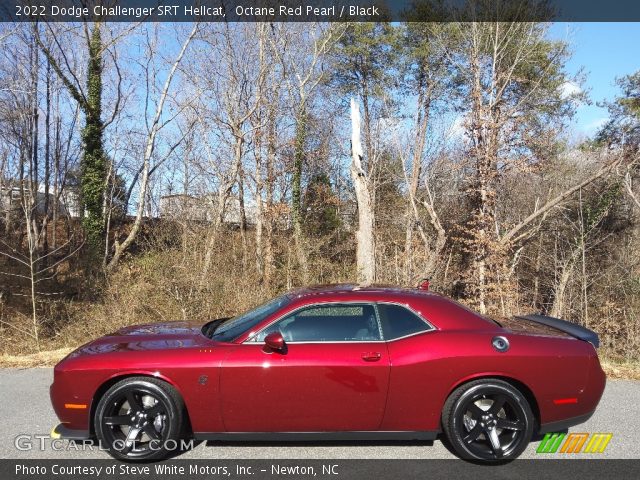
[361,352,381,362]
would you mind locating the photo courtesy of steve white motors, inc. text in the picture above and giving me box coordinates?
[14,463,339,477]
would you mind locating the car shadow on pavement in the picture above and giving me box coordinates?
[205,440,435,448]
[166,440,204,459]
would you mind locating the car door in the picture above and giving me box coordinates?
[376,302,439,431]
[219,302,390,432]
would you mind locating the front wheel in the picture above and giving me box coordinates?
[94,377,185,461]
[442,379,534,462]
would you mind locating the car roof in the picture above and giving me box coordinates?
[284,284,500,332]
[285,283,436,302]
[289,283,413,294]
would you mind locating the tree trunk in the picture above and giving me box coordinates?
[41,59,51,262]
[350,98,376,284]
[25,206,40,352]
[52,115,60,249]
[200,132,243,286]
[469,36,493,315]
[237,164,248,270]
[254,140,265,280]
[404,85,432,282]
[291,106,309,283]
[81,24,107,252]
[30,38,41,250]
[550,256,577,318]
[264,110,277,286]
[102,161,114,268]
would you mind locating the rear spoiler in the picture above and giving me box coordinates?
[515,314,599,348]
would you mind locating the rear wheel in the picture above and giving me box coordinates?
[442,379,534,462]
[94,377,184,461]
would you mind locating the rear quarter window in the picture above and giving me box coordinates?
[378,303,432,340]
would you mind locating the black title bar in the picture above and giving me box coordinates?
[2,0,640,22]
[3,459,640,480]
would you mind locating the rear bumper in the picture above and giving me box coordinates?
[50,423,91,441]
[538,410,595,434]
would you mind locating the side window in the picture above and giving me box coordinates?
[254,304,381,342]
[378,304,431,340]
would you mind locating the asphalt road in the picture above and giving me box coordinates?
[1,368,638,460]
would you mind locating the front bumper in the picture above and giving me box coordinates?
[50,370,93,432]
[50,423,91,441]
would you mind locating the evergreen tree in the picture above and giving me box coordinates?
[302,173,341,237]
[81,25,107,249]
[598,71,640,150]
[329,22,400,163]
[36,23,107,255]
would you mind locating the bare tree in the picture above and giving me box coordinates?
[350,98,375,283]
[399,24,455,283]
[0,199,82,350]
[193,23,268,284]
[549,187,615,319]
[269,23,347,283]
[35,22,128,252]
[249,24,282,283]
[621,159,640,211]
[107,23,198,270]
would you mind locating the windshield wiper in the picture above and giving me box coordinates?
[203,317,230,338]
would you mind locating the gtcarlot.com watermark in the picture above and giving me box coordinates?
[14,434,195,453]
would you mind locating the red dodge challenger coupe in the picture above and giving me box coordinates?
[50,284,605,462]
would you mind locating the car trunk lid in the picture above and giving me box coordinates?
[498,314,599,348]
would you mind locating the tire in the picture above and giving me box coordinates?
[94,377,185,462]
[442,379,534,462]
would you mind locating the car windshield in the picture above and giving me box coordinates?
[208,295,291,342]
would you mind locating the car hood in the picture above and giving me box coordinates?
[65,320,212,358]
[111,321,205,337]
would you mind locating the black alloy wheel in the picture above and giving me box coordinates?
[442,379,534,462]
[94,377,185,461]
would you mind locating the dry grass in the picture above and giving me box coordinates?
[0,347,73,368]
[601,360,640,380]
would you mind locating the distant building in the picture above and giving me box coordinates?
[58,188,82,218]
[159,193,257,226]
[158,193,300,229]
[159,194,211,222]
[0,185,21,212]
[1,183,75,218]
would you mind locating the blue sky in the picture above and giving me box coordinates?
[549,22,640,136]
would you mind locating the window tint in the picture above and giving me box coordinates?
[378,304,431,340]
[210,295,291,342]
[254,304,381,342]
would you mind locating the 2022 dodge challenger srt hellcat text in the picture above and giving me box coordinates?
[50,284,605,462]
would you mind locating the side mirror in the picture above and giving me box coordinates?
[264,331,286,352]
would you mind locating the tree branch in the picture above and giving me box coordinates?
[499,156,623,247]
